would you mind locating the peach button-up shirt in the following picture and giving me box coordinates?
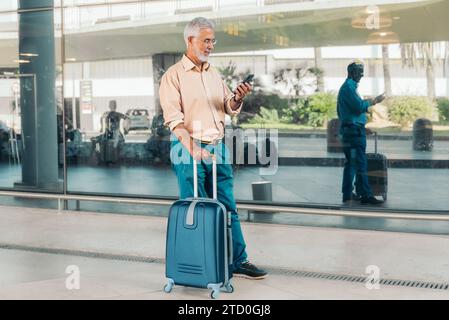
[159,55,242,142]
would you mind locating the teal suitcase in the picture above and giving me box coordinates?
[164,159,234,299]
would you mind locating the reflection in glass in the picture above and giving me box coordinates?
[40,1,449,213]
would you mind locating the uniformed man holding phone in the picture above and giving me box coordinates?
[338,60,385,205]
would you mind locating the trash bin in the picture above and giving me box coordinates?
[413,118,433,151]
[327,118,343,153]
[249,181,274,221]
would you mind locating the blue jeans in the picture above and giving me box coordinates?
[170,137,248,271]
[340,125,372,200]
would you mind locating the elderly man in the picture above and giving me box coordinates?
[337,60,385,205]
[159,17,267,279]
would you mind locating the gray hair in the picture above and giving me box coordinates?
[183,17,215,47]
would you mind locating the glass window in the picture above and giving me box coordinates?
[62,0,449,213]
[1,0,448,218]
[0,4,63,193]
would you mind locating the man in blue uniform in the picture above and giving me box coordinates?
[337,60,385,205]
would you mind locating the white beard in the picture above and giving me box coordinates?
[194,47,209,62]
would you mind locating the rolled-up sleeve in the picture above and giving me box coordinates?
[222,80,242,115]
[159,70,184,131]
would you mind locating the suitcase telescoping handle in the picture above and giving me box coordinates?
[193,156,233,270]
[193,156,217,200]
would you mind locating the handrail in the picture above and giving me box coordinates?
[1,190,449,221]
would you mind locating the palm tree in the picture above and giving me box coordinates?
[273,67,312,99]
[400,42,438,100]
[381,44,392,96]
[314,47,324,92]
[444,42,449,97]
[217,60,239,90]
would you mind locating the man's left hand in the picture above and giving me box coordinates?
[373,93,386,105]
[234,82,252,102]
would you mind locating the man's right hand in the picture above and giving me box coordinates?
[172,123,213,162]
[192,147,212,162]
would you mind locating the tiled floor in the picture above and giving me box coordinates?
[0,205,449,299]
[1,249,448,300]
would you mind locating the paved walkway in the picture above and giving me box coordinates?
[278,136,449,160]
[120,134,449,161]
[0,205,448,299]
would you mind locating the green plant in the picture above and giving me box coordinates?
[437,98,449,121]
[248,107,280,125]
[387,96,434,128]
[242,91,289,117]
[279,98,305,123]
[307,92,337,126]
[281,92,337,127]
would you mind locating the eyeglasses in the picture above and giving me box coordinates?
[196,38,217,46]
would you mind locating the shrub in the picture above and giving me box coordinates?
[279,98,306,124]
[242,91,289,118]
[248,107,280,125]
[307,92,337,127]
[282,92,337,128]
[387,96,434,128]
[437,98,449,121]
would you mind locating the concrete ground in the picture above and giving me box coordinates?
[278,136,449,160]
[117,134,449,160]
[120,134,449,160]
[0,205,448,300]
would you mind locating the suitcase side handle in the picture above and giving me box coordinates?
[193,156,217,200]
[227,223,233,267]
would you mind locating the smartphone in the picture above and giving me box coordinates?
[243,74,254,84]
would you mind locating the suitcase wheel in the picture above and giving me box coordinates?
[211,290,220,299]
[164,279,174,293]
[208,283,223,299]
[223,284,234,293]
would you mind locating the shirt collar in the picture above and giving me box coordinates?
[347,78,359,88]
[181,54,210,72]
